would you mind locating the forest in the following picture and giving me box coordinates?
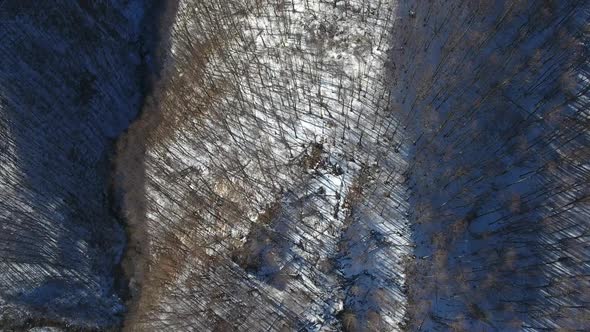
[0,0,588,331]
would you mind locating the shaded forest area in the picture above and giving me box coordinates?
[389,0,590,330]
[0,0,168,330]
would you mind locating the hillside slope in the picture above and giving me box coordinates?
[117,0,411,330]
[0,0,159,329]
[389,0,590,330]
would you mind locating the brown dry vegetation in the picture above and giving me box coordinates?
[116,1,279,329]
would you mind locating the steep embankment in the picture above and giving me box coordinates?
[388,1,590,330]
[0,1,163,329]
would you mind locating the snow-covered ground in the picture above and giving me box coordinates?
[122,0,413,330]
